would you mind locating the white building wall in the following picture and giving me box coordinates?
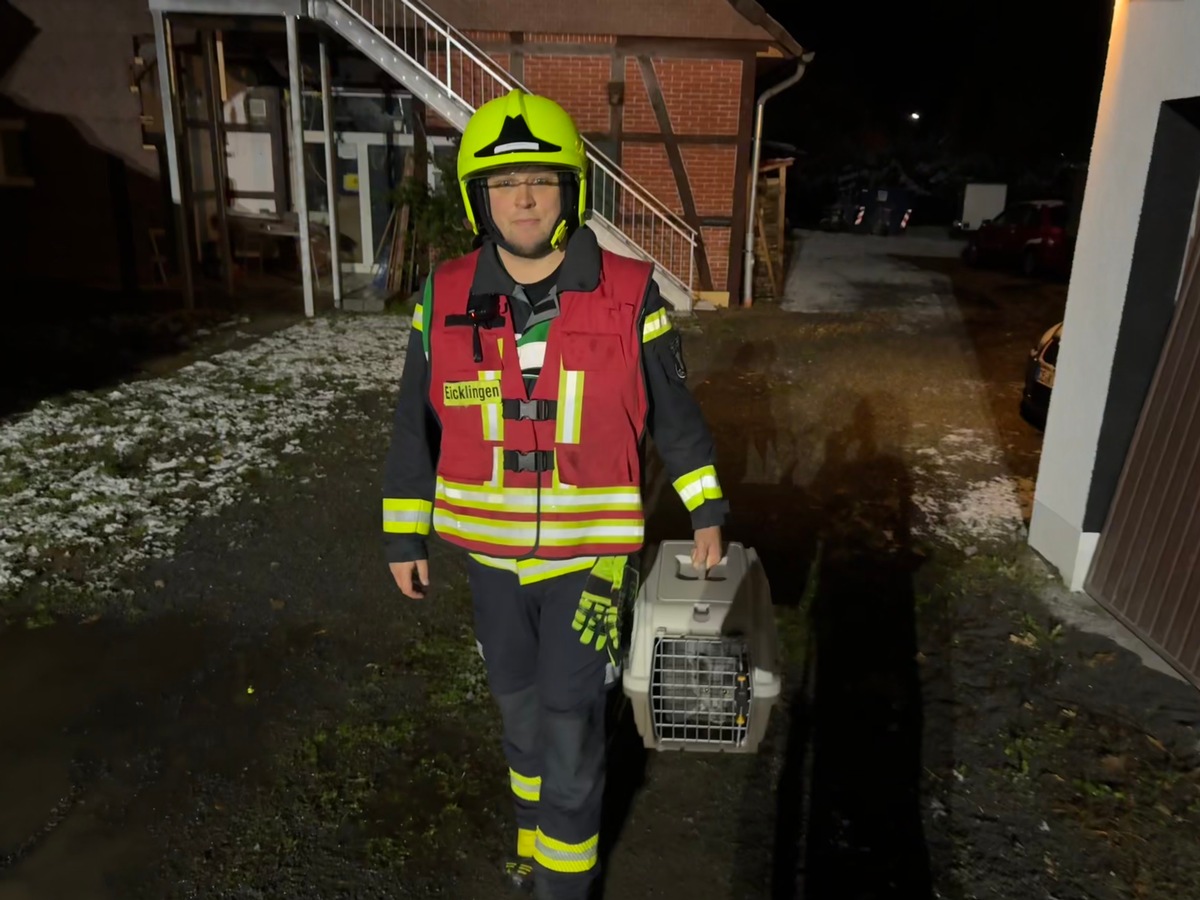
[1031,0,1200,589]
[2,0,156,175]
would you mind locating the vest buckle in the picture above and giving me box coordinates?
[503,450,555,473]
[503,399,558,421]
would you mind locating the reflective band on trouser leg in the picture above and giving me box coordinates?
[510,768,542,803]
[672,464,724,512]
[491,683,542,837]
[517,827,536,859]
[534,830,599,874]
[382,498,432,535]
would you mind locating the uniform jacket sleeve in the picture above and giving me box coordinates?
[639,280,729,530]
[381,287,441,564]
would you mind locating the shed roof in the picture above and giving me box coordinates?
[426,0,805,56]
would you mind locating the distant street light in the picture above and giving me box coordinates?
[910,111,921,121]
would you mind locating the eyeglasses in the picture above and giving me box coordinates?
[484,174,563,195]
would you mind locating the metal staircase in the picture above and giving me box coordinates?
[309,0,697,310]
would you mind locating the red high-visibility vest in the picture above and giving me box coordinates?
[427,248,652,558]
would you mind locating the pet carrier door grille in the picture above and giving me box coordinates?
[650,636,752,747]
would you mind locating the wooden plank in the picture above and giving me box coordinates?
[696,290,730,308]
[777,164,788,264]
[756,206,776,297]
[387,153,416,294]
[1086,209,1200,687]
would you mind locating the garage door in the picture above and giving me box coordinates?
[1086,228,1200,687]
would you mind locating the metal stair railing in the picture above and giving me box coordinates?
[326,0,697,296]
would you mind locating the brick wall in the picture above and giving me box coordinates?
[701,226,732,294]
[622,58,659,132]
[421,35,750,293]
[525,34,617,45]
[680,145,738,216]
[618,143,683,215]
[652,58,743,135]
[620,57,746,292]
[524,55,612,133]
[424,51,513,130]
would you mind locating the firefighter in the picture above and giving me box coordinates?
[381,89,727,899]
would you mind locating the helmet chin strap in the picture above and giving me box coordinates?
[467,177,578,261]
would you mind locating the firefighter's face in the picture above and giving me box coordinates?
[484,167,564,258]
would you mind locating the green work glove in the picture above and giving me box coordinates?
[572,556,636,665]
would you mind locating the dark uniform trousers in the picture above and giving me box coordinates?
[467,558,608,900]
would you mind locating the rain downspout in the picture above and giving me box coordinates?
[743,53,813,307]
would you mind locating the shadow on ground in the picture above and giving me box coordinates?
[897,255,1067,519]
[0,279,339,420]
[630,333,946,899]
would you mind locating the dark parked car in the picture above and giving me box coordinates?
[966,200,1074,277]
[1021,321,1062,429]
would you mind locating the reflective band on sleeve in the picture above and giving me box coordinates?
[383,498,433,535]
[672,465,724,512]
[555,368,585,445]
[479,371,504,441]
[509,768,542,803]
[642,308,672,342]
[533,830,599,874]
[412,301,424,333]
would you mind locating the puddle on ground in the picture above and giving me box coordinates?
[0,615,297,898]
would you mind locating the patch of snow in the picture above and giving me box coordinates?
[0,316,410,604]
[782,230,963,316]
[910,430,1025,549]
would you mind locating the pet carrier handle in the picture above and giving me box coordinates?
[673,555,727,582]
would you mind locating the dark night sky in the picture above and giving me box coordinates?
[757,1,1114,169]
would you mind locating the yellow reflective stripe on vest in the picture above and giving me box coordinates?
[555,368,585,445]
[436,478,641,513]
[533,829,599,874]
[470,554,598,584]
[536,519,644,546]
[642,308,671,342]
[435,511,535,546]
[434,509,643,547]
[672,464,724,512]
[479,370,504,441]
[383,498,433,535]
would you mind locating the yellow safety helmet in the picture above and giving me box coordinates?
[458,89,588,252]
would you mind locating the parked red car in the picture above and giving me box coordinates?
[965,199,1074,277]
